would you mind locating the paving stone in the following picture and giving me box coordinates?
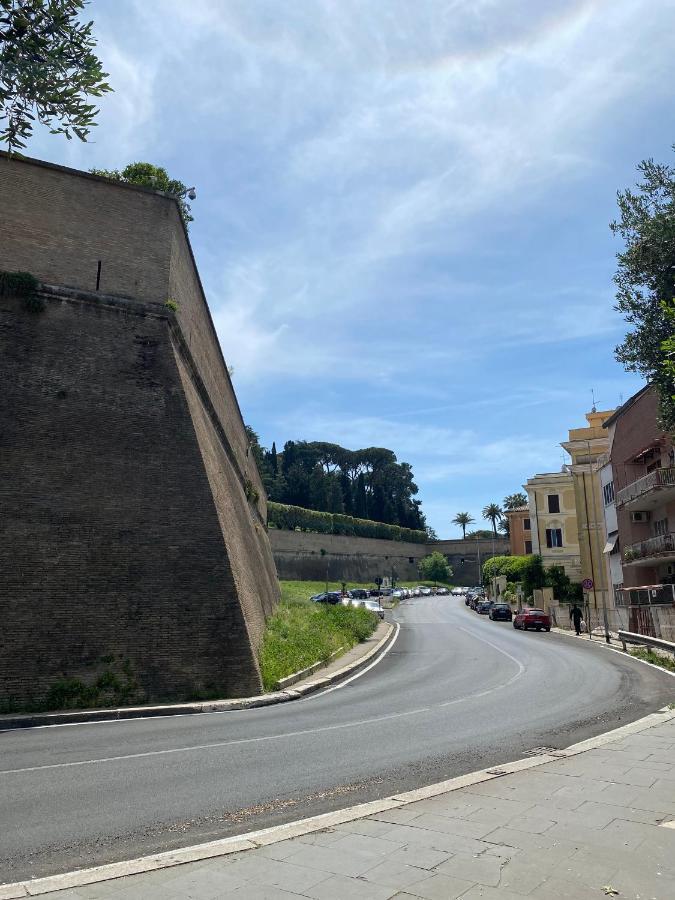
[372,806,431,826]
[336,818,400,838]
[480,825,577,855]
[228,885,307,899]
[395,871,476,899]
[327,832,405,860]
[498,853,549,894]
[435,851,504,886]
[405,812,494,839]
[394,844,452,870]
[295,828,344,846]
[227,854,329,891]
[362,859,438,890]
[459,886,537,900]
[550,850,621,887]
[280,842,392,878]
[598,766,659,788]
[610,864,675,900]
[303,873,398,900]
[379,823,490,855]
[529,875,603,900]
[499,813,556,834]
[254,840,305,861]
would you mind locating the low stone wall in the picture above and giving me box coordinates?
[269,530,510,585]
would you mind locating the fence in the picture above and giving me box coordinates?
[548,598,675,643]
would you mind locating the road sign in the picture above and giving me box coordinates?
[582,578,594,590]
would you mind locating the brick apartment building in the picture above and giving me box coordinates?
[605,385,675,592]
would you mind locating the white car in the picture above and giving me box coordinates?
[420,587,432,596]
[362,600,385,619]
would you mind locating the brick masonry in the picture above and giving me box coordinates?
[0,155,279,706]
[269,530,510,585]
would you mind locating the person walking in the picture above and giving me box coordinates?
[570,603,583,636]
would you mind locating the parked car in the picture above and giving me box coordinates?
[362,599,385,620]
[437,587,449,595]
[513,608,551,631]
[368,589,382,598]
[311,592,342,605]
[451,587,464,596]
[465,594,473,606]
[419,586,432,596]
[489,603,513,622]
[348,589,369,600]
[476,599,493,615]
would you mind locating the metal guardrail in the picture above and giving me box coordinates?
[618,629,675,657]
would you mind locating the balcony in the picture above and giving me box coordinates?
[616,584,675,606]
[615,467,675,509]
[623,532,675,567]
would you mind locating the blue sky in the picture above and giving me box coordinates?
[28,0,675,536]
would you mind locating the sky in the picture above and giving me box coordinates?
[26,0,675,537]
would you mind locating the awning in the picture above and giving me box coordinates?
[603,532,618,554]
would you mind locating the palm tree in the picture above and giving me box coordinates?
[503,492,527,510]
[452,512,474,539]
[482,503,503,538]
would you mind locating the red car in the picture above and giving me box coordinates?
[513,607,551,632]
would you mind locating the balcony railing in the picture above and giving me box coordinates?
[624,531,675,564]
[616,467,675,507]
[616,584,675,607]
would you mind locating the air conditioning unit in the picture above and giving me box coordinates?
[630,511,651,523]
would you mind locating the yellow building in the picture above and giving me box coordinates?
[524,470,581,580]
[561,409,615,612]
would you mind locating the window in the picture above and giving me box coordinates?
[523,518,531,531]
[545,528,563,548]
[603,481,615,506]
[654,518,669,537]
[408,557,414,565]
[547,495,560,513]
[525,540,532,554]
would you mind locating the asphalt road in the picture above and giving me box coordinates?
[2,595,674,883]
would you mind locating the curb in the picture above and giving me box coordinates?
[3,704,674,898]
[550,625,675,679]
[0,623,396,732]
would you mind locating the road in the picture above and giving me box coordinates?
[1,595,673,883]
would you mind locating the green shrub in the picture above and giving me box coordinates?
[0,270,43,312]
[259,596,378,690]
[267,502,426,543]
[164,299,179,312]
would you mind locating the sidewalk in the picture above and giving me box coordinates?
[22,709,675,899]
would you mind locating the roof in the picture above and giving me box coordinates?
[601,384,652,429]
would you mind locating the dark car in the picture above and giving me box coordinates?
[489,603,512,621]
[348,589,369,600]
[513,607,551,631]
[310,592,342,605]
[476,600,493,615]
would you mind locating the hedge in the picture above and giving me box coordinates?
[267,502,427,543]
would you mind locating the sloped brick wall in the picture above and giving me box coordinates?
[0,290,268,704]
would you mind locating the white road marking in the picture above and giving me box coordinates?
[0,618,527,777]
[304,622,401,699]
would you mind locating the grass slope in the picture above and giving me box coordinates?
[259,581,379,691]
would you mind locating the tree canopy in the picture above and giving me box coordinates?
[452,511,474,539]
[89,162,194,227]
[611,148,675,430]
[1,0,111,152]
[418,551,452,584]
[482,503,503,537]
[246,431,426,530]
[503,492,527,510]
